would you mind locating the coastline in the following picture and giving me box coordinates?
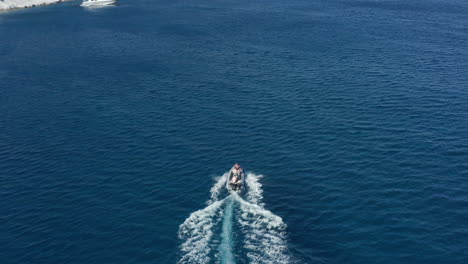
[0,0,75,11]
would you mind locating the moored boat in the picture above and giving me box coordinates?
[81,0,116,7]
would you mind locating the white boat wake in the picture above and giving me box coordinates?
[178,173,291,264]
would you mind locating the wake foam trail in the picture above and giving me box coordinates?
[218,196,236,264]
[208,174,228,205]
[234,193,291,264]
[179,172,292,264]
[178,199,225,264]
[178,174,228,264]
[244,173,265,207]
[237,200,290,264]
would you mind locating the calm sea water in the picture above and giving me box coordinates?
[1,0,467,263]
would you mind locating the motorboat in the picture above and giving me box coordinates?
[81,0,116,7]
[226,163,244,192]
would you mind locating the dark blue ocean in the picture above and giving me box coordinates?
[1,0,467,263]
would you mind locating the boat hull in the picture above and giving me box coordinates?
[81,0,116,7]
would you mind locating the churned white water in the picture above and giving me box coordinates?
[178,172,291,264]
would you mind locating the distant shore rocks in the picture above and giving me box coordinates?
[0,0,74,11]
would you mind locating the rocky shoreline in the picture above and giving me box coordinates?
[0,0,75,11]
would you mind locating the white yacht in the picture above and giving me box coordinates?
[81,0,116,7]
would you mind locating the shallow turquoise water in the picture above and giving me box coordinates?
[1,0,467,263]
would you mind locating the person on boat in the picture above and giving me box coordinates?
[231,174,239,184]
[229,163,243,189]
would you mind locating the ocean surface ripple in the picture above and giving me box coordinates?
[1,0,467,263]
